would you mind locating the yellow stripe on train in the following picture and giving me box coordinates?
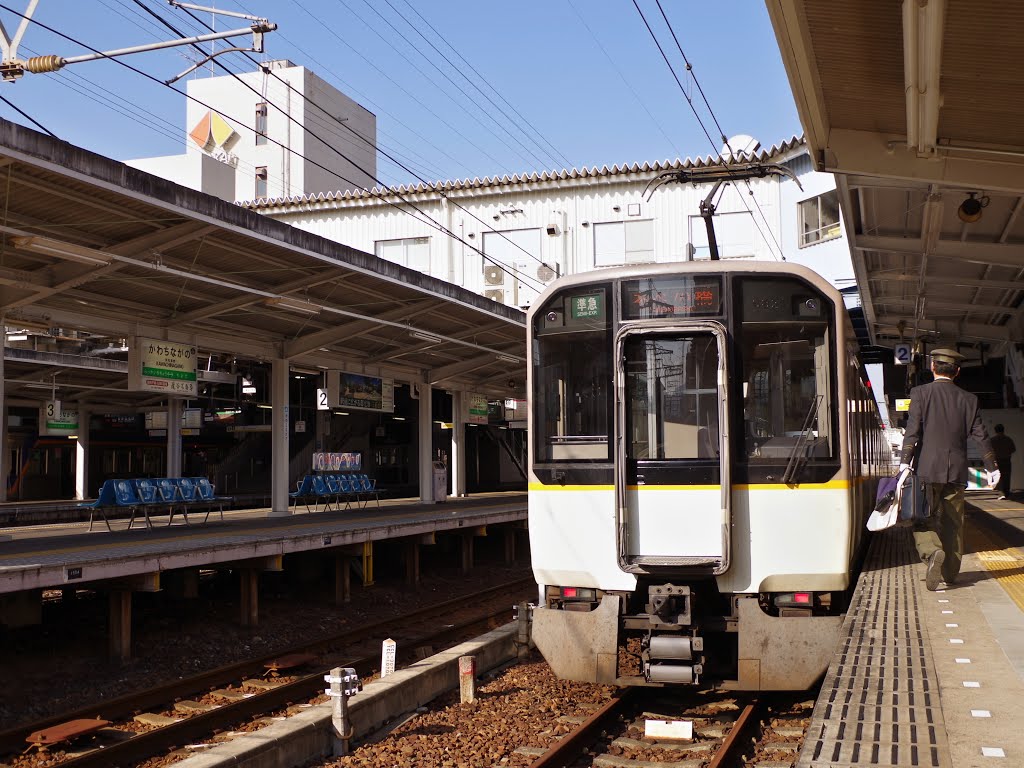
[528,480,854,492]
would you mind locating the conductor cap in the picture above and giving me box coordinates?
[929,348,963,364]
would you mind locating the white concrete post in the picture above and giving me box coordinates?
[166,399,183,478]
[75,408,90,500]
[270,358,290,516]
[417,383,433,503]
[451,390,466,497]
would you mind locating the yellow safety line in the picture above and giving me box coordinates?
[970,524,1024,613]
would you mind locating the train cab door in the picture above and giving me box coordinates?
[615,321,731,574]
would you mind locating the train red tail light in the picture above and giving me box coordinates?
[562,587,578,598]
[794,592,811,604]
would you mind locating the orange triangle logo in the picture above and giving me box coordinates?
[189,111,213,149]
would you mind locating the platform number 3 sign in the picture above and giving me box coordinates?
[894,343,912,366]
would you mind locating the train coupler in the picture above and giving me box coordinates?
[642,633,704,684]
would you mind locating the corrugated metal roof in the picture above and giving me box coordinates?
[241,136,806,210]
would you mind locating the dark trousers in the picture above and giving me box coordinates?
[995,458,1012,496]
[913,482,964,584]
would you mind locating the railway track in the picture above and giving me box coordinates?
[522,686,815,768]
[1,578,534,768]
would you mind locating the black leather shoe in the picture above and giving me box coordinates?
[926,550,945,591]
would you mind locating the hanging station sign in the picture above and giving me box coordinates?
[466,393,489,425]
[40,405,79,436]
[129,337,198,397]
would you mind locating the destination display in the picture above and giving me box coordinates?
[622,277,722,319]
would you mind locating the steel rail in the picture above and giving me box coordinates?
[526,689,636,768]
[0,578,533,757]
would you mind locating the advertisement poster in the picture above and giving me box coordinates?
[339,372,394,413]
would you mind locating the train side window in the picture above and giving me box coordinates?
[734,277,835,462]
[532,285,612,462]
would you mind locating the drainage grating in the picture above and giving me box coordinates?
[797,526,951,768]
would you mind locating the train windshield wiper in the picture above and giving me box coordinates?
[782,395,822,485]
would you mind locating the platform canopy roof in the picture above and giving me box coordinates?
[767,0,1024,360]
[0,120,526,409]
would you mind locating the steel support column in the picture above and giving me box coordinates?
[270,357,290,516]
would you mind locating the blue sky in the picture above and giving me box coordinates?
[0,0,801,187]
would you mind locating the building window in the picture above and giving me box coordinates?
[689,211,754,260]
[255,166,268,199]
[375,237,431,273]
[593,220,654,266]
[799,190,841,247]
[255,103,268,145]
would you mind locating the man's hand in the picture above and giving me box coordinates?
[987,469,1001,489]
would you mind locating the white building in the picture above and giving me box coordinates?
[128,60,376,202]
[245,136,853,311]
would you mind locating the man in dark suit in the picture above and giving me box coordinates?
[899,348,998,590]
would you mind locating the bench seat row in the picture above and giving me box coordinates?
[81,477,233,531]
[289,473,380,513]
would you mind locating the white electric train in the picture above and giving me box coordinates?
[527,261,890,690]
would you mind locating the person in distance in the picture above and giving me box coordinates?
[898,348,999,591]
[989,424,1016,500]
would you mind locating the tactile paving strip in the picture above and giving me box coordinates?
[797,525,951,768]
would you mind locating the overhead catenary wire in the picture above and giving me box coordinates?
[631,0,787,262]
[396,0,572,170]
[0,91,57,137]
[350,0,550,171]
[164,1,556,285]
[377,0,571,170]
[0,0,548,295]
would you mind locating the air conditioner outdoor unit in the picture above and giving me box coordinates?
[537,264,557,283]
[484,289,505,304]
[483,265,505,286]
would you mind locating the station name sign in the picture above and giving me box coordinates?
[128,337,198,397]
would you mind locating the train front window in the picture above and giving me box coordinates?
[734,277,835,461]
[532,285,612,462]
[625,334,719,460]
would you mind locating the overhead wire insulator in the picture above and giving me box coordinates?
[23,56,65,74]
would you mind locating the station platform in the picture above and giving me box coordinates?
[0,492,528,596]
[799,492,1024,768]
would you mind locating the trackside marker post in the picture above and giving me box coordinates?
[459,655,477,703]
[325,667,359,756]
[381,638,397,677]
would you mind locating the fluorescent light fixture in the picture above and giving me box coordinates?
[12,235,114,266]
[496,354,520,364]
[392,416,406,421]
[257,404,273,409]
[410,330,444,344]
[332,411,349,416]
[264,296,323,315]
[6,333,28,341]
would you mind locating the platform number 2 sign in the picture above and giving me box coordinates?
[316,388,330,411]
[894,343,912,366]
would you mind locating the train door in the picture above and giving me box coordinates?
[616,321,731,574]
